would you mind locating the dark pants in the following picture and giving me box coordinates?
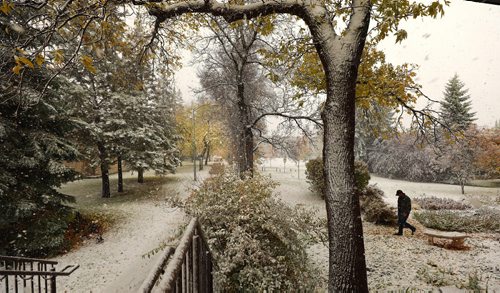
[398,215,416,235]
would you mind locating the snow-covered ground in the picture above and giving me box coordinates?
[262,158,500,291]
[49,159,499,291]
[53,165,209,292]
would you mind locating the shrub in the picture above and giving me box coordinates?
[305,158,370,198]
[305,158,324,197]
[414,196,472,210]
[1,207,73,257]
[414,208,500,233]
[354,160,371,190]
[359,186,397,225]
[209,162,225,176]
[0,208,106,257]
[185,170,323,291]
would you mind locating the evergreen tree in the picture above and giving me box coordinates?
[1,5,80,256]
[440,74,476,131]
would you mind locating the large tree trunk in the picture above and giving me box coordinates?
[97,141,110,198]
[308,6,370,288]
[322,65,368,292]
[117,155,123,193]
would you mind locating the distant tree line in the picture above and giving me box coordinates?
[366,75,499,193]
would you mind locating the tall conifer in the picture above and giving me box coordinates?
[440,74,476,131]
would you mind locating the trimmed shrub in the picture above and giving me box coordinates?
[185,170,323,291]
[414,208,500,233]
[414,196,472,210]
[305,158,371,198]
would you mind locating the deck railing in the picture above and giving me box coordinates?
[141,218,214,293]
[0,255,79,293]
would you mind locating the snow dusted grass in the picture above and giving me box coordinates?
[51,158,500,292]
[259,158,500,291]
[53,165,205,292]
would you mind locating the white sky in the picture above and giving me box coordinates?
[378,0,500,128]
[175,0,500,127]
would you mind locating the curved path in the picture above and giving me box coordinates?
[55,164,208,292]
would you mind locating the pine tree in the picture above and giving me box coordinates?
[440,74,476,131]
[1,6,80,256]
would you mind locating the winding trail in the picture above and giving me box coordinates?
[55,164,209,293]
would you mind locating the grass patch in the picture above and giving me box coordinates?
[57,174,176,254]
[61,176,174,210]
[414,208,500,233]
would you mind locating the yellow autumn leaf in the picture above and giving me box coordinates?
[35,54,44,67]
[54,50,64,64]
[0,0,14,15]
[12,64,22,74]
[17,56,34,68]
[81,55,96,74]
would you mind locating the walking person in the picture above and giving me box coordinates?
[394,189,416,236]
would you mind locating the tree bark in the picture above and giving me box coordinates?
[322,65,368,292]
[138,168,144,183]
[306,2,370,290]
[237,81,254,176]
[117,155,123,193]
[98,141,111,198]
[205,144,210,165]
[200,144,206,171]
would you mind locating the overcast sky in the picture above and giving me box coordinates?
[176,0,500,127]
[378,0,500,127]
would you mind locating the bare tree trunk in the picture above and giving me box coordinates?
[117,155,123,193]
[322,65,368,292]
[138,168,144,183]
[200,144,207,171]
[98,141,110,198]
[205,144,210,165]
[236,80,254,176]
[460,180,465,194]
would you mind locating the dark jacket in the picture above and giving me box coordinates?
[397,194,412,217]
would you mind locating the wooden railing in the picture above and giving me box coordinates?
[0,255,79,293]
[141,218,214,293]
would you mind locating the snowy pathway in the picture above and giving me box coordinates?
[54,165,208,292]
